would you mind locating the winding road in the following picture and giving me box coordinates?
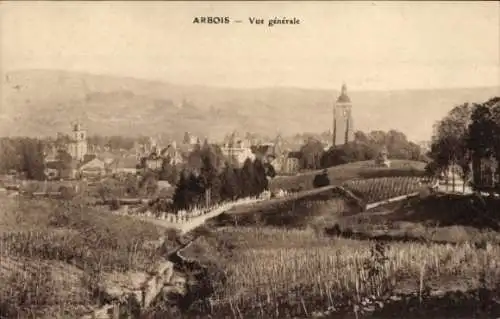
[133,185,351,234]
[137,199,261,234]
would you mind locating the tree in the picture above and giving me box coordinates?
[174,142,228,209]
[187,172,204,208]
[172,170,204,210]
[19,138,46,180]
[354,131,369,144]
[56,149,73,169]
[0,138,22,173]
[321,147,349,168]
[137,156,147,171]
[320,142,376,168]
[368,130,387,146]
[220,163,240,201]
[87,135,106,149]
[425,98,500,193]
[299,138,324,169]
[486,97,500,190]
[199,143,222,207]
[187,146,202,170]
[313,169,331,188]
[424,160,441,177]
[138,170,158,197]
[240,158,256,197]
[429,103,472,192]
[450,104,472,192]
[124,174,139,197]
[263,162,277,179]
[252,158,268,195]
[468,103,495,183]
[159,157,178,185]
[55,134,71,150]
[173,170,190,210]
[107,136,135,150]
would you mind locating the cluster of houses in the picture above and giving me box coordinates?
[221,132,304,175]
[42,85,352,181]
[44,151,139,181]
[44,124,155,180]
[43,125,309,181]
[37,122,500,195]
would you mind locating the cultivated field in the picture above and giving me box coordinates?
[193,227,500,318]
[211,175,433,229]
[343,176,438,204]
[270,160,427,192]
[0,193,178,318]
[170,191,500,318]
[3,167,498,318]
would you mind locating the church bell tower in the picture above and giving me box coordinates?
[70,122,88,161]
[333,83,354,146]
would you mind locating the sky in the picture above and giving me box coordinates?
[1,1,499,91]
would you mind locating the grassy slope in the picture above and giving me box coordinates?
[210,191,500,244]
[209,193,353,229]
[270,160,427,192]
[0,193,177,318]
[215,169,431,231]
[343,193,500,236]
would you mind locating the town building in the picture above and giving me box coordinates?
[78,157,107,179]
[136,151,163,172]
[45,160,78,180]
[161,141,186,165]
[67,123,88,161]
[109,155,139,175]
[283,152,301,174]
[183,132,199,145]
[252,143,278,163]
[332,84,354,146]
[221,133,255,166]
[251,136,301,175]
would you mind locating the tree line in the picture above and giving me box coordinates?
[297,130,425,170]
[427,97,500,191]
[0,137,46,180]
[171,143,271,211]
[138,140,274,212]
[1,127,423,186]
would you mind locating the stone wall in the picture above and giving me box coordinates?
[81,260,175,319]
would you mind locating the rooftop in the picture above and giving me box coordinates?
[336,83,351,103]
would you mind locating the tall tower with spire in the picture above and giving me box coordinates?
[333,83,354,146]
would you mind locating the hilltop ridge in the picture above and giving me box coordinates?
[1,69,498,140]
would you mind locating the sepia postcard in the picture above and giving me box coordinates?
[0,1,500,318]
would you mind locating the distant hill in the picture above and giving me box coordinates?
[1,69,498,141]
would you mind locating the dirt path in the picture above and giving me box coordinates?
[132,185,345,234]
[134,198,263,234]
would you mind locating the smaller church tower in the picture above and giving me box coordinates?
[333,83,354,146]
[69,122,88,161]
